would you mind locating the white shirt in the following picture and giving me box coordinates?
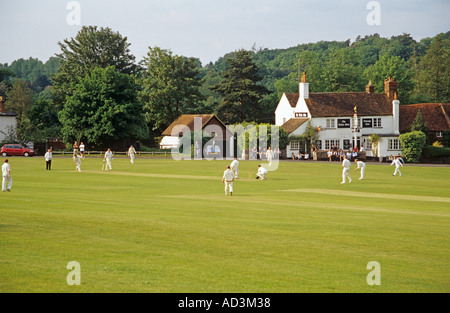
[74,155,82,164]
[45,152,52,161]
[258,167,268,175]
[223,169,235,182]
[230,160,239,169]
[391,159,403,168]
[128,147,136,155]
[342,159,351,169]
[356,161,366,169]
[2,163,10,176]
[79,144,85,151]
[105,151,113,161]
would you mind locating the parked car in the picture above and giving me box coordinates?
[1,144,35,157]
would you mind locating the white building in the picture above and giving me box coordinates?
[0,96,17,143]
[275,75,401,159]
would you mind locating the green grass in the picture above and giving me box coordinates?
[0,156,449,293]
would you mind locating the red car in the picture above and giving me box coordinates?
[1,144,35,157]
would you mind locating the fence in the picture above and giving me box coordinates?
[50,151,172,158]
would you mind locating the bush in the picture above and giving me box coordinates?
[399,131,426,163]
[422,145,450,158]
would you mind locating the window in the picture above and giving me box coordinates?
[388,139,401,150]
[295,112,308,118]
[325,139,340,150]
[290,140,299,150]
[363,138,372,150]
[316,140,322,150]
[343,139,351,150]
[373,118,382,128]
[326,119,335,128]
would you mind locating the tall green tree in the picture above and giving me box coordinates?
[139,47,203,137]
[58,66,148,148]
[5,79,35,141]
[52,26,139,108]
[364,54,414,103]
[413,33,450,103]
[211,49,268,124]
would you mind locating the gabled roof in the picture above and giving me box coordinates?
[282,92,392,117]
[281,118,309,134]
[162,114,230,137]
[399,103,450,132]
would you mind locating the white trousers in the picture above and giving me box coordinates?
[360,167,365,179]
[106,160,112,170]
[130,154,135,164]
[2,175,12,191]
[231,167,239,178]
[342,168,352,183]
[394,167,402,176]
[225,181,233,195]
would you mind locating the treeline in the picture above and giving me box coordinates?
[0,26,448,149]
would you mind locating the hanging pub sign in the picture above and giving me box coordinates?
[362,118,373,128]
[337,119,351,128]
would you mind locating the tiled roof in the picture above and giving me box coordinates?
[399,103,450,132]
[162,114,228,136]
[283,92,392,117]
[281,118,309,134]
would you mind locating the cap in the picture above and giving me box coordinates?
[227,166,230,169]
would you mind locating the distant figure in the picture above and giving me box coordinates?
[73,153,82,172]
[2,159,12,192]
[195,141,201,159]
[222,165,235,196]
[267,147,274,166]
[230,158,239,179]
[353,158,366,180]
[73,141,79,155]
[341,158,352,184]
[79,142,85,159]
[391,156,403,177]
[128,145,136,164]
[311,144,318,161]
[44,149,52,170]
[104,148,113,171]
[256,164,268,180]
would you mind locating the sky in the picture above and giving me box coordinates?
[0,0,449,66]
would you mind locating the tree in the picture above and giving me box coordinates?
[413,34,450,103]
[5,79,34,141]
[52,26,139,108]
[58,66,148,148]
[364,54,414,104]
[139,47,203,137]
[27,95,62,143]
[211,49,269,124]
[408,110,430,144]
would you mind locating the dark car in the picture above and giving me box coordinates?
[1,144,35,157]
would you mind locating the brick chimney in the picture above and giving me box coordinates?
[384,77,398,101]
[0,96,6,114]
[299,72,309,100]
[366,80,374,93]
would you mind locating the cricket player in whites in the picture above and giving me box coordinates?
[104,148,113,171]
[222,165,235,196]
[128,145,136,164]
[230,158,239,179]
[353,158,366,180]
[256,164,268,180]
[341,158,352,184]
[391,156,403,176]
[2,159,12,192]
[73,153,82,172]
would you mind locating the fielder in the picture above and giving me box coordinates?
[341,158,352,184]
[128,145,136,164]
[391,156,403,176]
[104,148,113,171]
[267,147,274,166]
[2,159,12,192]
[256,164,268,180]
[230,158,239,179]
[73,153,82,172]
[353,158,366,180]
[222,165,235,196]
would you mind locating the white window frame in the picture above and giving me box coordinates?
[388,138,401,150]
[290,140,299,150]
[326,119,336,128]
[325,139,340,150]
[373,118,382,128]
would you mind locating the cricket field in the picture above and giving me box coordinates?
[0,156,449,293]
